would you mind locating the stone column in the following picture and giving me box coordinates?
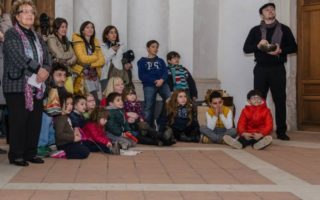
[73,0,111,42]
[55,0,74,38]
[127,0,169,80]
[111,0,128,46]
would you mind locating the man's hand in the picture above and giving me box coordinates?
[36,68,49,83]
[154,79,164,87]
[257,39,269,49]
[268,44,282,56]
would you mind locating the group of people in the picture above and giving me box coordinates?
[0,0,297,167]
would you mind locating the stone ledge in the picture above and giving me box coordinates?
[133,79,221,101]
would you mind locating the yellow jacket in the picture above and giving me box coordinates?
[71,33,105,77]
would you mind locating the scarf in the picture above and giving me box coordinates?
[260,19,283,45]
[15,23,44,111]
[168,64,189,90]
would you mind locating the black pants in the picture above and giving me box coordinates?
[254,65,286,135]
[82,140,111,154]
[171,120,200,142]
[5,93,43,161]
[58,142,90,159]
[238,136,259,148]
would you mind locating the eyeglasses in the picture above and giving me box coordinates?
[18,9,35,15]
[212,101,222,105]
[250,96,262,101]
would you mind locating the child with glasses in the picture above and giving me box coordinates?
[200,91,237,144]
[223,90,273,150]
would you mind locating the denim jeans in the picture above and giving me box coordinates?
[38,113,55,147]
[200,126,237,144]
[143,83,171,132]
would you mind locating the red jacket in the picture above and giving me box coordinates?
[237,101,273,136]
[100,98,107,107]
[82,122,111,145]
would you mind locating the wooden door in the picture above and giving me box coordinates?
[1,0,55,31]
[297,0,320,131]
[33,0,55,33]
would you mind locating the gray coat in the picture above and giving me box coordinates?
[2,27,51,94]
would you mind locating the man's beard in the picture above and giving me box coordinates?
[266,15,276,20]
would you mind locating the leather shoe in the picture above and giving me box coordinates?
[10,159,29,167]
[27,156,45,164]
[277,134,290,141]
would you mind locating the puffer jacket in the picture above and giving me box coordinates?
[237,101,273,136]
[71,33,105,77]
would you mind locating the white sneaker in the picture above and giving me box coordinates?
[223,135,243,149]
[253,136,272,150]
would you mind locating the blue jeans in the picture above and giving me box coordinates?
[38,113,55,147]
[143,84,171,132]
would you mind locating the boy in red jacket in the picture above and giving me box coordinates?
[223,90,273,150]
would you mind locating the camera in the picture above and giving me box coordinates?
[110,42,120,47]
[122,50,135,64]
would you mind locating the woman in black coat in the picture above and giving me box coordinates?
[3,0,51,166]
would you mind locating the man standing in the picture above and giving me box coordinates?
[243,3,297,140]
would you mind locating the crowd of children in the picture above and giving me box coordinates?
[33,36,274,162]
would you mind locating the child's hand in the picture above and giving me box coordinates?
[106,142,112,148]
[74,128,82,142]
[127,117,136,124]
[242,133,252,140]
[253,133,263,140]
[74,134,81,142]
[214,107,220,116]
[154,79,164,87]
[127,112,139,119]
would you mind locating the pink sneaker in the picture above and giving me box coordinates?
[50,150,66,159]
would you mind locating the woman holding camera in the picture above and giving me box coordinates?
[101,25,131,93]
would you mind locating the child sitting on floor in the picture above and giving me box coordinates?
[82,107,120,154]
[223,90,273,150]
[69,95,87,129]
[200,91,237,144]
[105,92,137,149]
[54,94,90,159]
[123,87,167,146]
[167,89,200,142]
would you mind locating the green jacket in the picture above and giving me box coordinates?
[106,107,131,137]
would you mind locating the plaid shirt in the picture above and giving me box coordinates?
[3,27,51,93]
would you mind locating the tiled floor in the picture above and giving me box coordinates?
[1,131,320,199]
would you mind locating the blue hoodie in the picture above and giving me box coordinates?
[138,56,168,87]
